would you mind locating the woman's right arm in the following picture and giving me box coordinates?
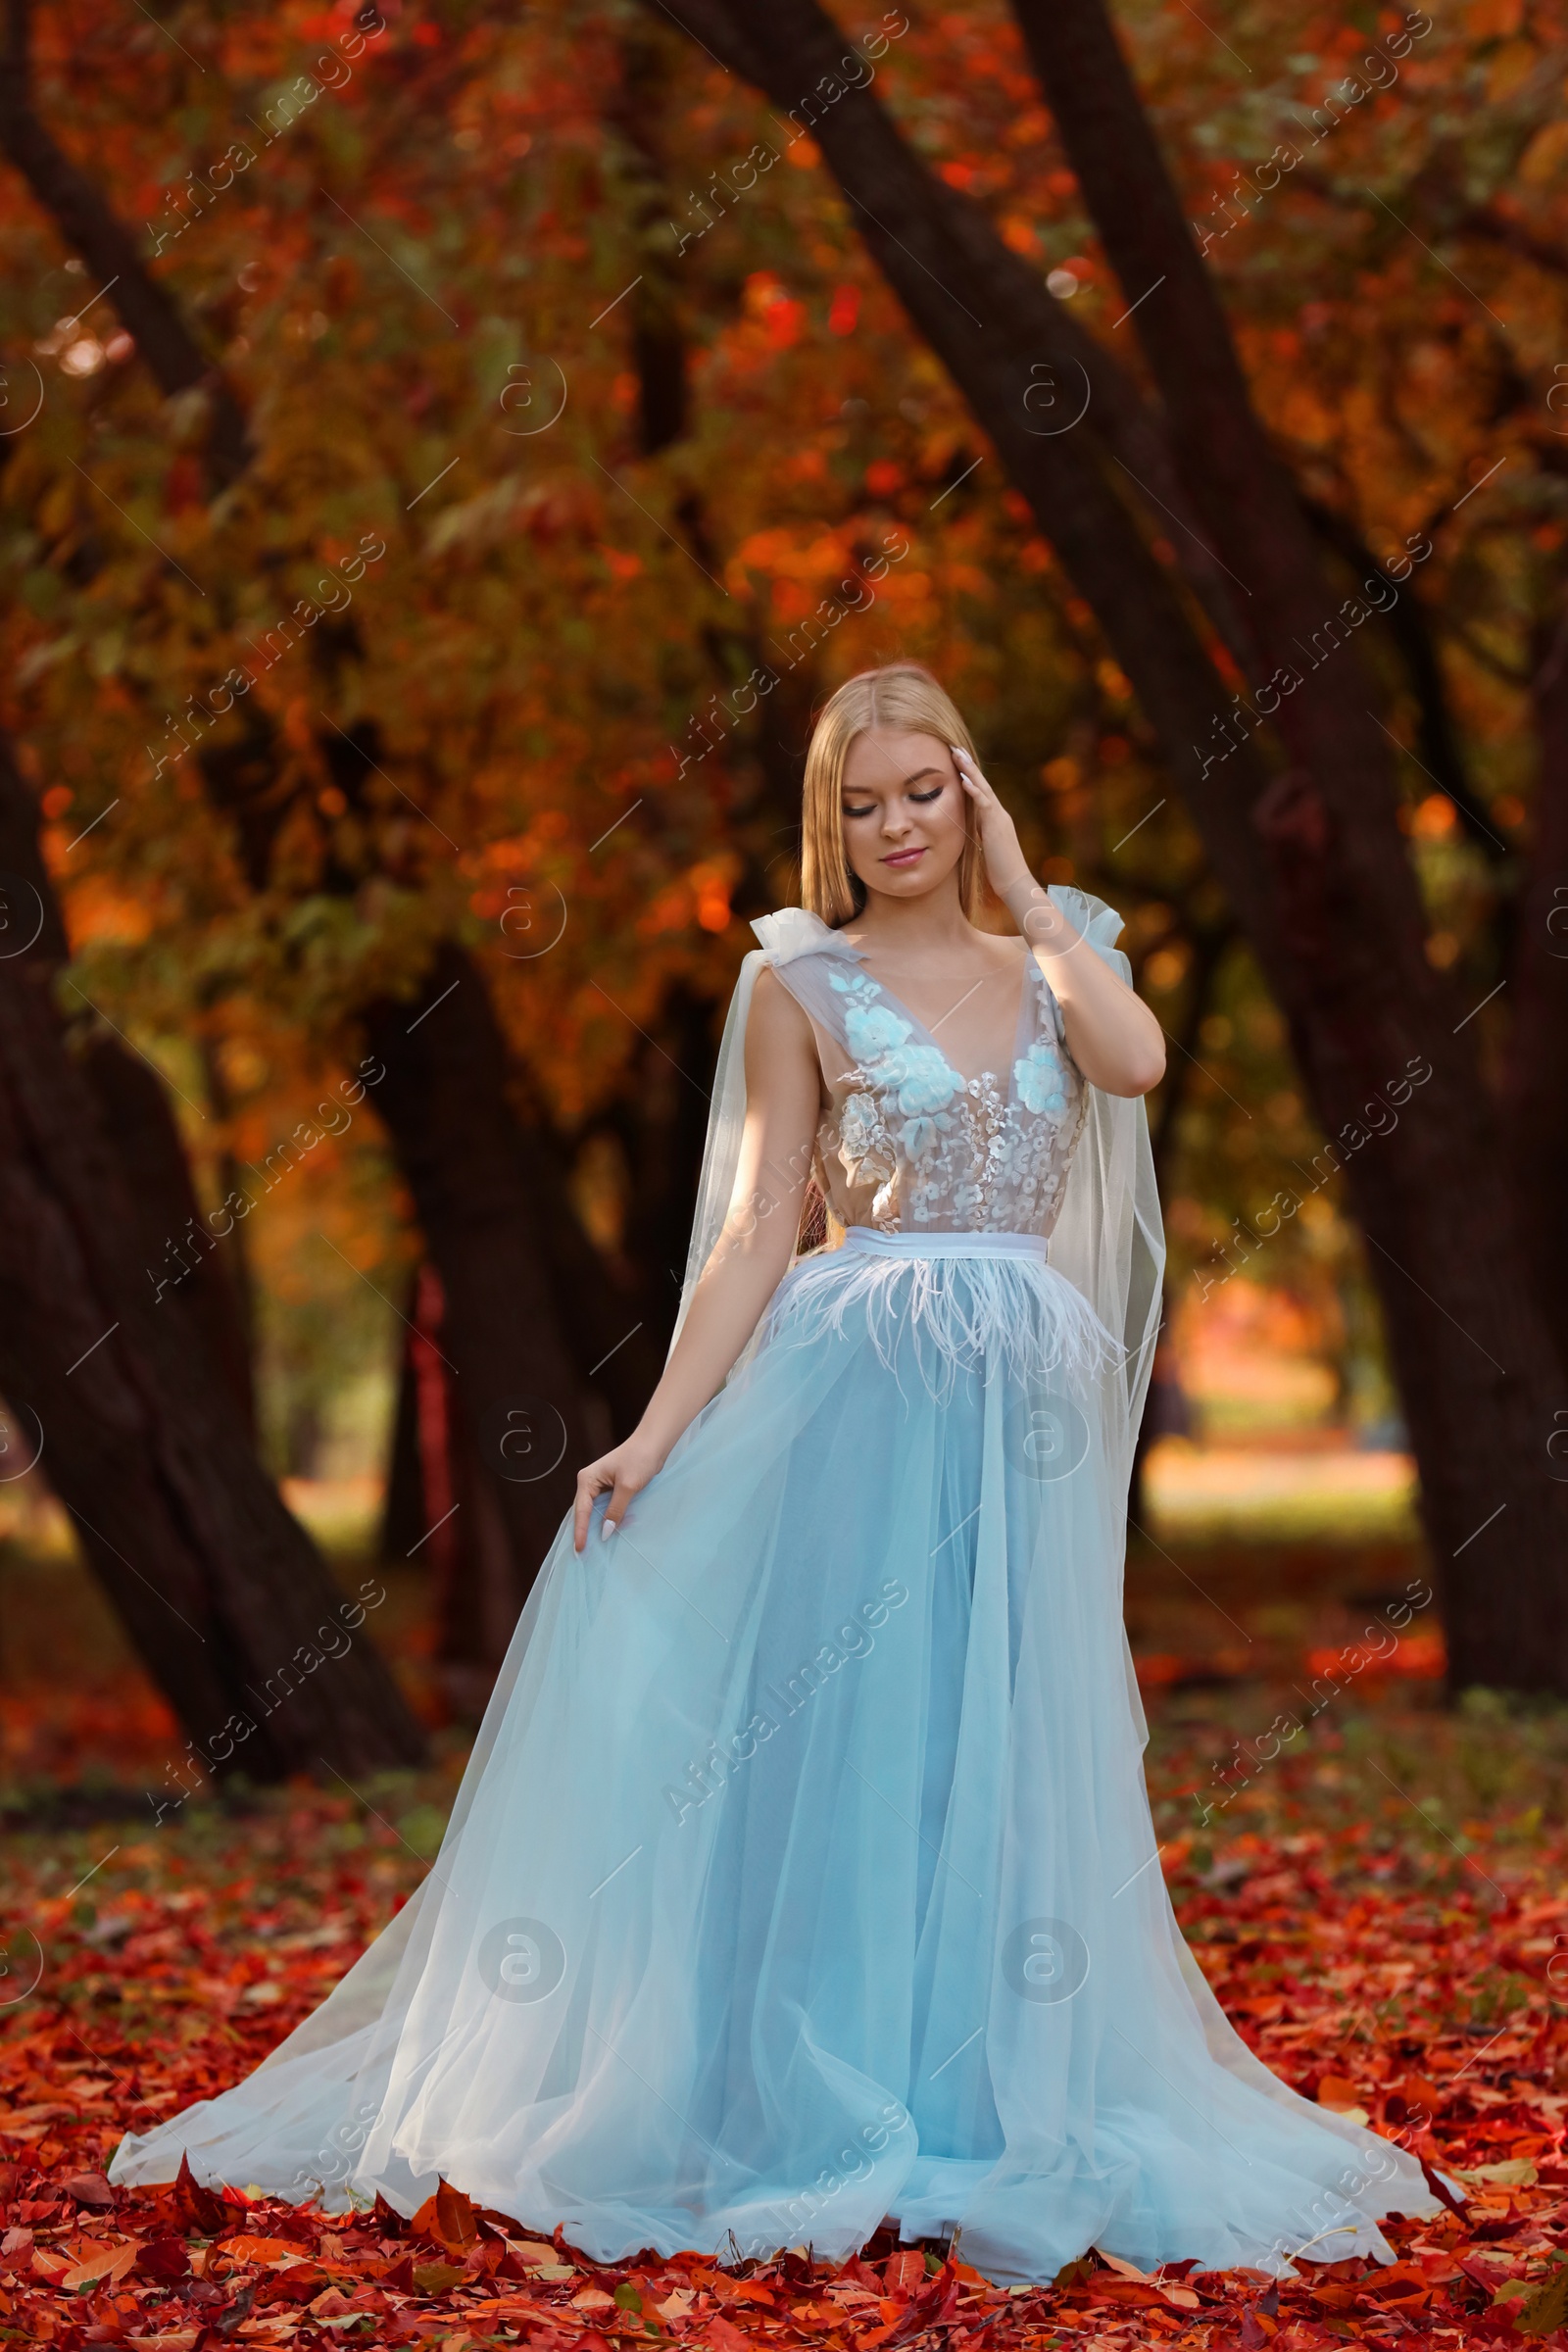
[572,968,821,1551]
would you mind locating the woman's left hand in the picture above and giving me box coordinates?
[953,744,1081,962]
[951,746,1165,1093]
[952,746,1031,899]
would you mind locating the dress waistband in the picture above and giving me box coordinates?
[839,1227,1050,1263]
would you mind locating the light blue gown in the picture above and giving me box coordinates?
[110,891,1440,2280]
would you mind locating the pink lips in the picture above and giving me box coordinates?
[881,846,925,868]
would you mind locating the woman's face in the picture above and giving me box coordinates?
[840,727,967,908]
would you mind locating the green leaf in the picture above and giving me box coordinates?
[1513,2262,1568,2337]
[411,2260,466,2294]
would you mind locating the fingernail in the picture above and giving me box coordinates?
[602,1519,616,1540]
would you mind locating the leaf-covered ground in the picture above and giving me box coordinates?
[1,1684,1566,2350]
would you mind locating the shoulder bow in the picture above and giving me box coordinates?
[751,906,860,966]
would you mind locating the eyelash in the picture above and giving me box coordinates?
[842,785,945,819]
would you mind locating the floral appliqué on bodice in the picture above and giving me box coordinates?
[758,912,1090,1242]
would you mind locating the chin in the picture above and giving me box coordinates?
[860,857,951,899]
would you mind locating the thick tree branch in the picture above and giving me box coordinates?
[637,0,1284,908]
[1008,0,1420,861]
[645,0,1257,668]
[0,0,250,484]
[1302,497,1507,865]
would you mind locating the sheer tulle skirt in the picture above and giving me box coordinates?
[110,1239,1438,2280]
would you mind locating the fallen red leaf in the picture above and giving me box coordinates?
[172,2152,227,2237]
[58,2169,116,2209]
[435,2174,478,2251]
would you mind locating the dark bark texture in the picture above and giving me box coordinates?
[1507,612,1568,1386]
[0,738,426,1780]
[358,948,604,1642]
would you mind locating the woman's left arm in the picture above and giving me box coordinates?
[954,746,1166,1098]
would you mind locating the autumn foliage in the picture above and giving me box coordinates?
[2,0,1568,2332]
[2,1730,1567,2348]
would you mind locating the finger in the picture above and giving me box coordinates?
[573,1467,606,1554]
[952,745,991,797]
[601,1471,641,1541]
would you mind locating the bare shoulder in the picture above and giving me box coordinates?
[748,965,817,1054]
[972,926,1030,978]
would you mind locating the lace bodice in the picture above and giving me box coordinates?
[755,905,1095,1241]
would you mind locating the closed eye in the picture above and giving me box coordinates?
[843,802,877,819]
[909,786,944,804]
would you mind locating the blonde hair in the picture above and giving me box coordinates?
[800,664,986,927]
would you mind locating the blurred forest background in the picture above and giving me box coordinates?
[0,0,1565,1803]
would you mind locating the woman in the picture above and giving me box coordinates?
[111,664,1439,2281]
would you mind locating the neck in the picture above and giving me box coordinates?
[850,874,974,956]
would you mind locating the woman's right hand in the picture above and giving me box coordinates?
[573,1434,667,1553]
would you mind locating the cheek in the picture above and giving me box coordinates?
[841,818,878,876]
[922,790,967,847]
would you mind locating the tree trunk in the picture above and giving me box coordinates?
[378,1263,529,1714]
[1009,0,1567,1687]
[378,1271,426,1564]
[358,947,618,1663]
[77,1032,256,1433]
[652,0,1568,1691]
[0,735,425,1784]
[1506,610,1568,1379]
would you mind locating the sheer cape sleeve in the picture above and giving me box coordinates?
[666,908,840,1355]
[1043,885,1166,1455]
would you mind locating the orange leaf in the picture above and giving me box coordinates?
[61,2236,139,2289]
[702,2316,755,2352]
[1089,2278,1170,2306]
[218,2233,309,2266]
[435,2176,478,2252]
